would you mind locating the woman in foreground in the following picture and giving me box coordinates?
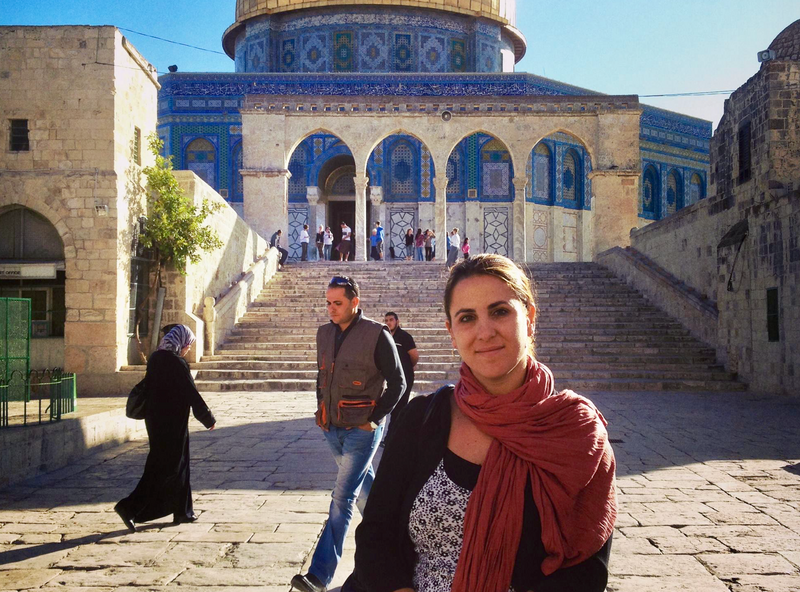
[114,325,216,532]
[351,254,616,592]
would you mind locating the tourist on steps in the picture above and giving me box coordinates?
[291,275,405,592]
[323,226,334,261]
[316,225,325,261]
[344,254,616,592]
[414,228,425,261]
[446,227,461,268]
[338,221,352,262]
[374,221,385,260]
[300,224,310,261]
[114,325,216,533]
[269,229,289,269]
[404,228,414,260]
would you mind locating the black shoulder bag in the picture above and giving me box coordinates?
[125,379,148,419]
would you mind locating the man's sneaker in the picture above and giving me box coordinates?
[291,573,326,592]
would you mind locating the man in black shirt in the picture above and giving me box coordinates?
[383,311,418,444]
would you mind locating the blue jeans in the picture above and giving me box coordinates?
[415,246,425,261]
[323,244,332,260]
[309,424,383,586]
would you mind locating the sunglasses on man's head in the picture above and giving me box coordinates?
[330,276,353,288]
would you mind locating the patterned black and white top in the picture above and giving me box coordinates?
[408,450,513,592]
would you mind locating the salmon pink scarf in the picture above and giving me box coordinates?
[451,358,616,592]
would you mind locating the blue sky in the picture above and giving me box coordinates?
[2,0,797,128]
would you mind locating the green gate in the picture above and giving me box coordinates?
[0,297,31,401]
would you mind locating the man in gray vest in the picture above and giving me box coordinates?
[292,275,405,592]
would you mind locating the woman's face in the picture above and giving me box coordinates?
[446,274,535,395]
[180,343,193,358]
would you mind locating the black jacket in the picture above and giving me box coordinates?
[353,387,611,592]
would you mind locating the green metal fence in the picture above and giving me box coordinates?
[0,298,76,428]
[0,297,31,402]
[0,369,77,428]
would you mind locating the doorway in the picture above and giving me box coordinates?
[327,201,373,260]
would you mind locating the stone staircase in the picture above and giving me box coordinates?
[191,261,746,395]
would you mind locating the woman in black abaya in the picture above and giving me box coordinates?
[115,325,216,531]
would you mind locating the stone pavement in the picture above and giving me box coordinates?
[1,389,799,592]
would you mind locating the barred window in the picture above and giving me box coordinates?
[9,119,29,151]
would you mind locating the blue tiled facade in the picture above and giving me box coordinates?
[158,0,711,222]
[231,8,509,74]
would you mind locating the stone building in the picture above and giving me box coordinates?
[157,0,711,262]
[0,26,159,392]
[602,19,800,395]
[0,26,277,394]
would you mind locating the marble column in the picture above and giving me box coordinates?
[512,176,529,263]
[432,176,448,256]
[370,187,385,234]
[242,168,290,240]
[465,202,482,254]
[353,174,369,262]
[307,186,325,224]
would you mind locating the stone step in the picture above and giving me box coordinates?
[194,367,737,382]
[191,359,729,373]
[192,376,746,393]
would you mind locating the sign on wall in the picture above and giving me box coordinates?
[0,264,57,279]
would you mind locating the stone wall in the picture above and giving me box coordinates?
[155,171,274,364]
[626,57,800,395]
[0,26,159,395]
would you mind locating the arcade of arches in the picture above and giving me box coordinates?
[241,96,642,263]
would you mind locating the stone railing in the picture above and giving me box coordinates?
[596,246,719,348]
[202,249,280,356]
[157,172,276,363]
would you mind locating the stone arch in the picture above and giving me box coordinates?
[444,132,515,203]
[444,128,520,179]
[0,201,75,258]
[527,127,597,175]
[285,127,354,170]
[366,132,436,203]
[0,205,65,260]
[364,128,437,176]
[666,168,684,214]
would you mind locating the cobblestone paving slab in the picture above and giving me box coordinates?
[0,390,799,592]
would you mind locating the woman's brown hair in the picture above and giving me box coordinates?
[444,253,537,354]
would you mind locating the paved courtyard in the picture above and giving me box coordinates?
[1,389,799,592]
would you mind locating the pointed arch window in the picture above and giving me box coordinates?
[288,146,308,197]
[689,173,705,203]
[642,165,659,218]
[185,138,216,189]
[562,150,579,204]
[447,149,461,196]
[532,143,552,203]
[666,170,679,216]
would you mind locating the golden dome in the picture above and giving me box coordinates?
[235,0,516,27]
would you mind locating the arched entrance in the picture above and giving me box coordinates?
[286,132,356,260]
[0,206,66,369]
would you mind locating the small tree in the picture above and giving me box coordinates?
[132,134,224,360]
